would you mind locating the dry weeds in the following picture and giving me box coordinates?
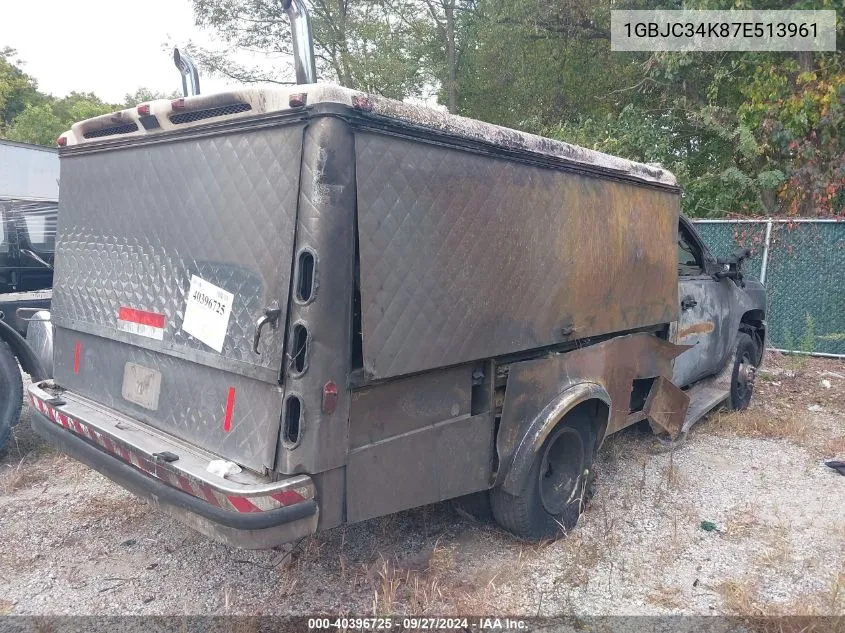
[717,573,844,628]
[699,353,845,460]
[1,458,49,493]
[705,408,810,444]
[647,585,686,610]
[68,489,152,523]
[367,540,462,615]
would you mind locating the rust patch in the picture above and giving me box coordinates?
[677,321,715,339]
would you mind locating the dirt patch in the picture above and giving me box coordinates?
[1,355,843,617]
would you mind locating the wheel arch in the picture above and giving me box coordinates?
[740,308,766,364]
[501,382,611,496]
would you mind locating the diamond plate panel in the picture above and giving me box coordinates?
[51,125,305,469]
[52,125,305,375]
[355,133,679,379]
[54,329,282,471]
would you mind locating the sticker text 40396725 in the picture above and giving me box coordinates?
[181,275,234,353]
[190,287,227,316]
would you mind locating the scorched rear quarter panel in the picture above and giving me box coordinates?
[354,133,679,379]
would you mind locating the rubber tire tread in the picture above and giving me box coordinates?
[0,341,23,452]
[730,332,758,411]
[491,412,596,540]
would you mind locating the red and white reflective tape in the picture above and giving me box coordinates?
[117,306,166,341]
[29,392,311,514]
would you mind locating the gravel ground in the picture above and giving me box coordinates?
[1,354,843,618]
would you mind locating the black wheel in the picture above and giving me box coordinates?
[491,410,597,540]
[730,332,758,410]
[0,341,24,451]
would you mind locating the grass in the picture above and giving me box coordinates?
[716,574,844,631]
[647,585,685,611]
[368,540,458,615]
[723,506,763,540]
[0,457,50,494]
[68,489,151,523]
[702,405,845,459]
[756,520,794,568]
[705,408,809,443]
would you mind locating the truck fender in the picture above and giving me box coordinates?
[0,318,48,381]
[501,381,611,496]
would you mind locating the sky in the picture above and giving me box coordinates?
[0,0,279,103]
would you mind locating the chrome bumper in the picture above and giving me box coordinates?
[28,380,319,548]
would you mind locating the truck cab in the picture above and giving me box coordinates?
[0,202,56,294]
[0,140,58,451]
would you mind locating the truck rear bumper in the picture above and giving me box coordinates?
[28,381,318,549]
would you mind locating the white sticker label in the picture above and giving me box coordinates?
[182,275,234,353]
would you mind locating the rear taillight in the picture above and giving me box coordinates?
[137,104,150,116]
[322,381,338,414]
[171,98,186,110]
[289,93,308,108]
[56,135,67,147]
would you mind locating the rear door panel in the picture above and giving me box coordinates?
[51,125,305,471]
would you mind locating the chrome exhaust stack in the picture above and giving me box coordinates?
[173,48,201,96]
[283,0,317,84]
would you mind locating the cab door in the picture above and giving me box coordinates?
[671,218,734,387]
[16,203,56,292]
[0,202,18,293]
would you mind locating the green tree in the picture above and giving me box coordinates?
[0,47,44,129]
[123,87,183,108]
[6,103,64,145]
[188,0,434,99]
[6,92,114,146]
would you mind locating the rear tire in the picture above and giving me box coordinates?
[730,332,758,410]
[0,341,23,451]
[491,410,597,540]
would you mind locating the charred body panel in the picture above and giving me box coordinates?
[52,125,304,379]
[346,364,493,522]
[354,132,680,380]
[276,117,356,477]
[496,333,689,494]
[672,218,767,387]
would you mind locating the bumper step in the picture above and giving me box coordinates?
[28,381,318,548]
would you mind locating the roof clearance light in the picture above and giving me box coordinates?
[289,93,308,108]
[352,95,373,112]
[171,98,186,110]
[137,104,151,116]
[56,136,67,147]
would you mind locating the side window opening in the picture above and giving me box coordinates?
[678,224,703,276]
[22,205,57,253]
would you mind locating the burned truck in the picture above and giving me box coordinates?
[27,0,766,548]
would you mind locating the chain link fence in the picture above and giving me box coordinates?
[693,219,845,357]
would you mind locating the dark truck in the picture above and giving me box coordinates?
[0,202,56,449]
[0,140,58,449]
[27,0,765,548]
